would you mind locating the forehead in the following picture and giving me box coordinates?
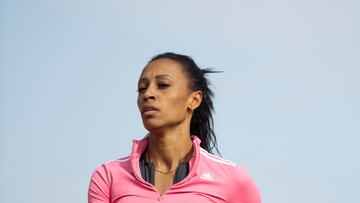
[139,58,187,81]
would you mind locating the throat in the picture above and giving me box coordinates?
[140,148,191,195]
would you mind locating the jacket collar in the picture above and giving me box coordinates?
[130,135,202,184]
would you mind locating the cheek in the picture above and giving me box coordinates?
[165,94,188,116]
[137,96,142,111]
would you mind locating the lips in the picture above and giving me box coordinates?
[141,105,159,114]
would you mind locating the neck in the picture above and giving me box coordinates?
[146,127,194,171]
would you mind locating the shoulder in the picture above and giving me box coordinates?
[198,149,261,203]
[198,148,254,181]
[199,148,237,167]
[198,149,242,184]
[100,155,131,168]
[90,155,132,180]
[228,164,262,203]
[88,155,132,201]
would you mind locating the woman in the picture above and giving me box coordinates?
[88,52,261,203]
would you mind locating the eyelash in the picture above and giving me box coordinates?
[137,83,170,93]
[158,83,169,88]
[137,88,146,93]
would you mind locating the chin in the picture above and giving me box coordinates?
[143,121,163,132]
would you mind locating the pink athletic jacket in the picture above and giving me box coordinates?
[88,135,261,203]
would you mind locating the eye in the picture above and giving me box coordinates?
[158,83,170,89]
[137,87,147,93]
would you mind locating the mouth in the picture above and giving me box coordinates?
[141,105,159,114]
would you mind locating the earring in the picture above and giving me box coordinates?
[187,106,193,114]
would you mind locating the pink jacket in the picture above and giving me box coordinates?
[88,135,261,203]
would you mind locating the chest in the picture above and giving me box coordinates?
[110,176,228,203]
[154,173,175,196]
[113,194,224,203]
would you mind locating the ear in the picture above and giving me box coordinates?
[188,90,202,110]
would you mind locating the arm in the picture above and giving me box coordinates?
[228,165,262,203]
[88,165,111,203]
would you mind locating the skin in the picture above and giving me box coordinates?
[137,58,202,195]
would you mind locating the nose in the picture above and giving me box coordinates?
[142,85,156,101]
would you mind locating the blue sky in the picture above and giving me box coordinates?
[1,0,359,202]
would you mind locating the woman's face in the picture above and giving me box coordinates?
[137,58,197,132]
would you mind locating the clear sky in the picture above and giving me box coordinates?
[1,0,359,202]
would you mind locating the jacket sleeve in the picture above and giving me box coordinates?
[88,165,111,203]
[227,165,262,203]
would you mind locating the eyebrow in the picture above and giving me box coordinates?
[138,74,175,82]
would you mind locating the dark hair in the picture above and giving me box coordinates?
[149,52,222,156]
